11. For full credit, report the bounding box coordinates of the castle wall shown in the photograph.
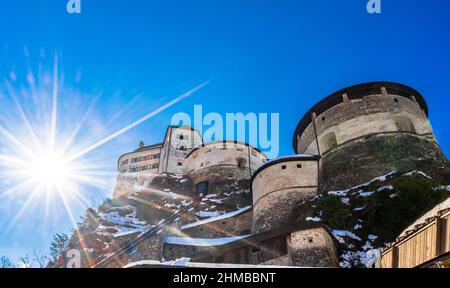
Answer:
[159,126,203,174]
[288,227,338,267]
[296,93,435,155]
[181,209,252,239]
[117,147,161,175]
[97,233,164,268]
[184,142,266,175]
[252,157,319,234]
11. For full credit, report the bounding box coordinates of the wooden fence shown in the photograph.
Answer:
[381,209,450,268]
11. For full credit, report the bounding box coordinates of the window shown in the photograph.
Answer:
[196,182,208,196]
[237,157,247,168]
[297,164,302,169]
[178,162,183,167]
[179,135,184,140]
[393,116,416,133]
[320,132,338,151]
[281,165,286,170]
[178,146,186,151]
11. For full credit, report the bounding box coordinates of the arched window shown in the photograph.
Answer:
[237,157,247,168]
[320,132,338,152]
[393,116,415,133]
[196,181,208,196]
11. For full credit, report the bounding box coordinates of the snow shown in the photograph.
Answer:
[403,170,432,180]
[358,191,374,198]
[163,235,250,247]
[368,234,378,241]
[96,205,150,236]
[123,258,192,268]
[305,216,321,222]
[341,198,350,205]
[113,229,140,238]
[332,230,362,243]
[327,171,396,197]
[353,224,362,230]
[353,207,365,211]
[377,185,394,192]
[182,206,252,230]
[195,211,223,218]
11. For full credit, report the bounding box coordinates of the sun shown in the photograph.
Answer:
[27,152,73,188]
[0,53,210,230]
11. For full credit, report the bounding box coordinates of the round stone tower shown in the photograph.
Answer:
[293,81,448,193]
[251,155,320,234]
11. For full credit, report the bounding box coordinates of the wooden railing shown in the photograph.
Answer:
[381,209,450,268]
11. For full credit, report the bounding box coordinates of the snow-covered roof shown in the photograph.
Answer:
[181,206,252,230]
[163,235,250,247]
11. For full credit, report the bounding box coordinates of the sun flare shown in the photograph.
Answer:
[26,152,72,189]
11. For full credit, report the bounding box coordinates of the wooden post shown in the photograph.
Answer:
[392,245,399,268]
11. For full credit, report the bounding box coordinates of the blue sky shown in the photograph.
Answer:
[0,0,449,263]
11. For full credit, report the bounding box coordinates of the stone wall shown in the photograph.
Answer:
[288,227,338,267]
[181,209,252,239]
[159,126,203,174]
[296,93,434,155]
[184,142,266,175]
[252,158,319,234]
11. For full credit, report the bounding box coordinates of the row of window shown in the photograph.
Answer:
[131,153,160,163]
[129,163,159,173]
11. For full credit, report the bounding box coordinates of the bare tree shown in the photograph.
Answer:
[0,256,15,268]
[18,255,32,268]
[32,248,50,268]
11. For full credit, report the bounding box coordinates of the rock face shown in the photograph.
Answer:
[319,134,450,193]
[306,171,450,268]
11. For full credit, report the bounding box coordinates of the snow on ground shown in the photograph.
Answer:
[96,205,151,237]
[327,171,397,197]
[163,235,250,247]
[332,230,362,243]
[402,170,432,179]
[182,206,252,230]
[195,211,223,218]
[305,216,321,222]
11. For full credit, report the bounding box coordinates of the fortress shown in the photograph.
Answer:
[63,81,449,268]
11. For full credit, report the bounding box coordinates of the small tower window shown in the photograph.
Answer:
[281,165,287,170]
[237,157,247,168]
[179,135,184,140]
[320,132,338,151]
[297,164,302,169]
[393,116,416,133]
[196,182,208,196]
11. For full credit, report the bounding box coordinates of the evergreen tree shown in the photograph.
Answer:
[50,233,70,262]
